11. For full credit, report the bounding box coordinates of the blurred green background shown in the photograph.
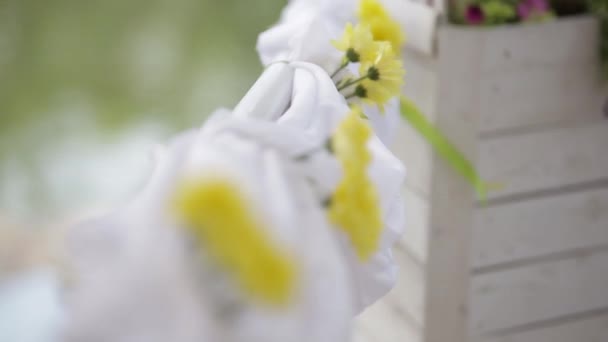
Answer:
[0,0,284,222]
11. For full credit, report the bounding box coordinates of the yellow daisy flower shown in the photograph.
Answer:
[359,43,405,109]
[332,22,381,63]
[328,108,383,261]
[173,177,297,306]
[358,0,405,52]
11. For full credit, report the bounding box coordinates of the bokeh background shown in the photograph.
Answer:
[0,0,284,222]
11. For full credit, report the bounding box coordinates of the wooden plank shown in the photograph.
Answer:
[476,312,608,342]
[419,26,481,342]
[398,187,429,263]
[383,0,438,56]
[479,62,606,133]
[391,110,434,199]
[471,249,608,334]
[389,247,426,326]
[392,51,438,199]
[402,50,438,122]
[355,300,422,342]
[479,121,608,200]
[473,188,608,268]
[479,16,598,73]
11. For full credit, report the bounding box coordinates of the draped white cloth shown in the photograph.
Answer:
[230,62,406,313]
[256,0,402,146]
[65,117,354,341]
[64,60,405,341]
[2,2,409,340]
[0,269,64,342]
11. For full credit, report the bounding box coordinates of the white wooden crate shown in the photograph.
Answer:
[356,13,608,342]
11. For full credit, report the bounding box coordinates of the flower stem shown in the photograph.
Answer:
[331,60,349,79]
[344,92,358,99]
[337,75,369,91]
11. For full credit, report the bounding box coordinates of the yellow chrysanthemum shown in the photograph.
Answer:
[328,108,383,261]
[332,22,381,63]
[358,0,405,52]
[173,177,296,306]
[359,43,405,109]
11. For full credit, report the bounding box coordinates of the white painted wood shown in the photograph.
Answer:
[398,188,429,263]
[390,246,426,325]
[391,115,433,200]
[403,50,438,122]
[471,250,608,334]
[476,312,608,342]
[475,16,604,132]
[473,188,608,268]
[479,16,599,73]
[479,62,606,133]
[386,14,605,342]
[421,26,481,342]
[381,25,481,342]
[391,113,433,199]
[355,300,423,342]
[479,121,608,200]
[383,0,439,56]
[392,50,438,199]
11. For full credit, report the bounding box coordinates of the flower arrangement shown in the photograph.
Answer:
[589,0,608,76]
[452,0,555,25]
[0,0,494,341]
[451,0,608,76]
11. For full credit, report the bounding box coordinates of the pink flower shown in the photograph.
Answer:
[465,5,485,25]
[518,0,550,20]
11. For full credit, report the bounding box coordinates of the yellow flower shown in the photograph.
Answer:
[328,108,383,261]
[332,22,381,63]
[359,43,405,109]
[358,0,405,52]
[173,177,297,306]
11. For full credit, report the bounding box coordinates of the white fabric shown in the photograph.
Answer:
[232,62,406,313]
[256,0,403,146]
[0,269,64,342]
[66,106,354,342]
[257,0,353,69]
[65,61,405,340]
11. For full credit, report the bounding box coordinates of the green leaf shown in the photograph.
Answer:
[399,96,499,201]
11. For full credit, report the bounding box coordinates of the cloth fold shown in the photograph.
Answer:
[256,0,403,146]
[232,61,406,313]
[65,61,405,341]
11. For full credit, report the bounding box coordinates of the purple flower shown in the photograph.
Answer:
[465,5,485,25]
[518,0,550,20]
[517,2,531,18]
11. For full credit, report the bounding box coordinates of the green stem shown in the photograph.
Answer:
[344,92,357,99]
[337,75,369,91]
[399,96,497,201]
[330,60,349,79]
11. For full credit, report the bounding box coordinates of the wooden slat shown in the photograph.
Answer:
[471,16,604,132]
[419,27,481,342]
[477,312,608,342]
[402,50,438,123]
[389,246,426,326]
[471,249,608,334]
[479,62,605,133]
[473,188,608,268]
[355,300,422,342]
[398,188,429,263]
[383,0,438,56]
[479,16,598,73]
[393,52,438,199]
[391,111,434,199]
[479,121,608,200]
